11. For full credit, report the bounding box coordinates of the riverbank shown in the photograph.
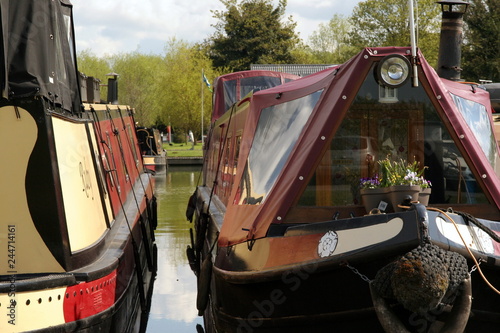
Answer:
[164,142,203,165]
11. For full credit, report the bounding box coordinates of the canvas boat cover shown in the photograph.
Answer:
[212,70,300,122]
[0,0,80,113]
[217,47,499,247]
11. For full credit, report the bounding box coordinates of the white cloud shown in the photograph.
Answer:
[71,0,360,56]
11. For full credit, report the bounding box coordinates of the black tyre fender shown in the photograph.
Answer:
[196,256,213,316]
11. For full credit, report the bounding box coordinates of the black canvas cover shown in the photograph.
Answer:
[0,0,80,113]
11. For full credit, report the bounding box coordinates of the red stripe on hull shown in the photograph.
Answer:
[63,270,117,322]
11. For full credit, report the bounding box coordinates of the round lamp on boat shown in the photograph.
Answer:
[376,55,411,88]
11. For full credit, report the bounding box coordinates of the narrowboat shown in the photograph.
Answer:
[137,127,168,175]
[0,1,157,332]
[187,6,500,333]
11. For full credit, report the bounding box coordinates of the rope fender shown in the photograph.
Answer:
[371,242,471,332]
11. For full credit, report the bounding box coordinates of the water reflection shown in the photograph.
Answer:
[146,167,203,332]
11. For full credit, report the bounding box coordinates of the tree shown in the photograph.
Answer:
[111,52,165,126]
[289,43,322,65]
[308,14,358,64]
[76,49,112,100]
[78,50,165,127]
[462,0,500,82]
[349,0,441,67]
[207,0,299,71]
[157,39,221,143]
[78,41,220,138]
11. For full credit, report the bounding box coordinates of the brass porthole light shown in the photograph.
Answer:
[376,54,412,88]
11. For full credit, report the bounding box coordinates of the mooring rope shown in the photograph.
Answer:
[427,207,500,295]
[455,210,500,243]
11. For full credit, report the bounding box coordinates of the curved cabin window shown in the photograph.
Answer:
[223,76,283,112]
[297,65,488,209]
[236,90,323,205]
[451,93,500,175]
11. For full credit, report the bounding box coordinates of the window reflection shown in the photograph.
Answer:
[236,90,323,205]
[451,93,499,170]
[223,76,284,113]
[298,64,488,208]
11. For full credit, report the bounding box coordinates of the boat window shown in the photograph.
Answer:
[240,76,282,97]
[53,4,69,89]
[207,130,223,192]
[61,14,75,65]
[451,93,500,174]
[222,136,232,198]
[105,132,118,191]
[115,133,130,183]
[236,90,323,205]
[223,76,288,113]
[127,124,139,166]
[234,134,242,174]
[297,64,488,209]
[223,80,237,111]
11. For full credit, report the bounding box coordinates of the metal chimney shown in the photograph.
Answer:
[106,72,119,104]
[436,0,469,81]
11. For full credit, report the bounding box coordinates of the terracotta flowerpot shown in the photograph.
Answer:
[419,187,432,206]
[360,187,391,213]
[389,185,421,211]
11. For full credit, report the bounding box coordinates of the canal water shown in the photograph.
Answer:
[146,166,204,332]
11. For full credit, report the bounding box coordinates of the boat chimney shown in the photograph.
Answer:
[106,72,119,104]
[436,0,469,81]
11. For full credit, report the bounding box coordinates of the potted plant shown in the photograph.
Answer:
[360,157,432,212]
[404,160,432,206]
[417,177,432,206]
[359,175,390,213]
[378,158,431,210]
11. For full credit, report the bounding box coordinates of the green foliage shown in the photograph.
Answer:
[76,49,112,80]
[308,14,358,64]
[288,43,325,64]
[207,0,299,71]
[462,0,500,82]
[76,49,112,99]
[77,40,220,140]
[111,52,165,126]
[156,39,222,142]
[378,157,428,187]
[349,0,441,67]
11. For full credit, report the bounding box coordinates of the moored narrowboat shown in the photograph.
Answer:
[0,1,157,332]
[137,127,168,175]
[187,12,500,333]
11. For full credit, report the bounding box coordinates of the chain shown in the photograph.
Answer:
[469,258,483,274]
[343,262,372,283]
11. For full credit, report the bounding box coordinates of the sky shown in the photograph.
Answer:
[72,0,362,57]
